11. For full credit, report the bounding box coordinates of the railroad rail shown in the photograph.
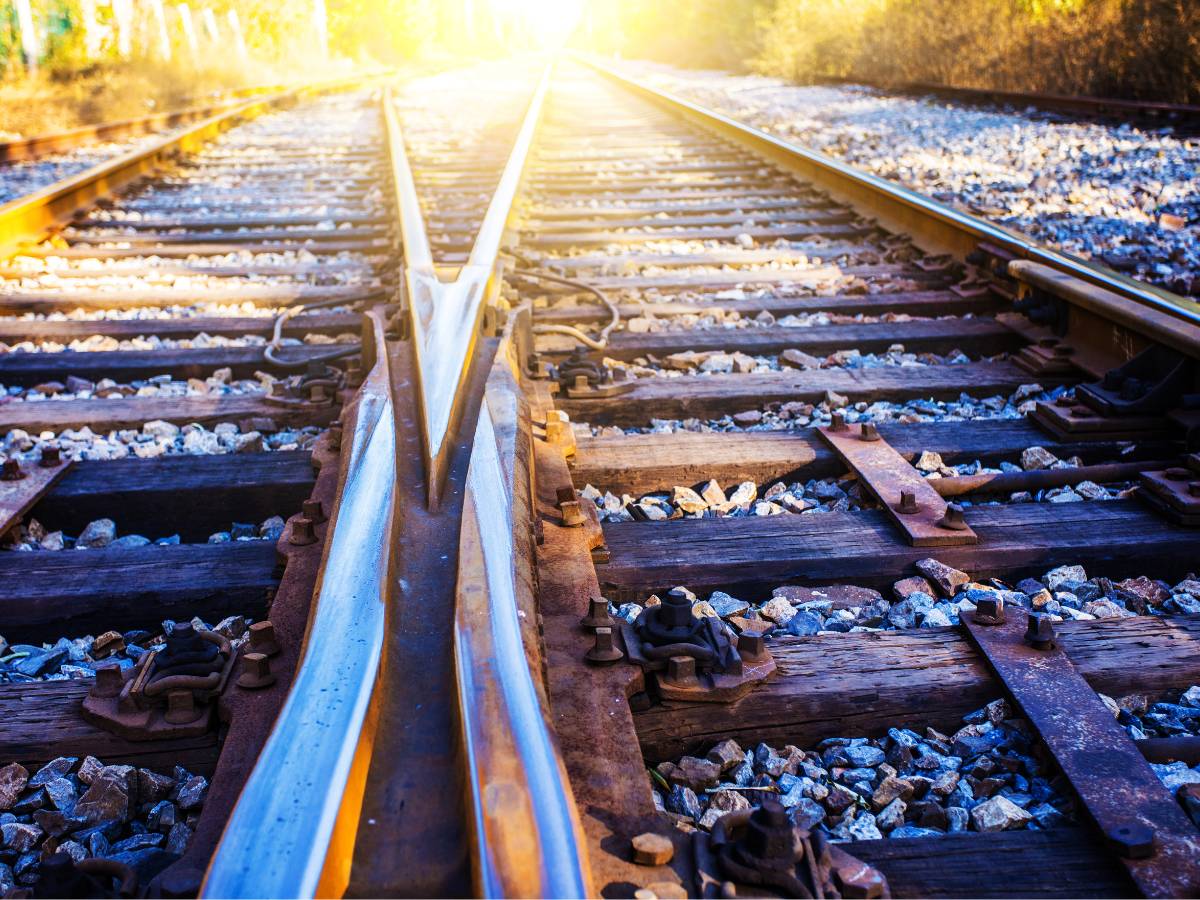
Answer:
[0,80,332,165]
[1,54,1199,900]
[808,74,1200,134]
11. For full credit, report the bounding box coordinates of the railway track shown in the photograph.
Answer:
[0,55,1198,899]
[807,75,1200,135]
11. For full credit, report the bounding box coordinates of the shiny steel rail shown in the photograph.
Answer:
[0,85,291,164]
[396,66,550,505]
[0,74,376,258]
[584,57,1200,341]
[387,60,590,894]
[201,308,395,899]
[206,67,588,897]
[455,337,592,898]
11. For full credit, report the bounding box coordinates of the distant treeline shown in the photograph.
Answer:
[586,0,1200,104]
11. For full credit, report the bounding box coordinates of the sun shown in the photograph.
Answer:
[486,0,587,48]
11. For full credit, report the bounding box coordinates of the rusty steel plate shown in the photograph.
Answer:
[0,460,71,535]
[1031,399,1170,442]
[818,423,977,546]
[963,612,1200,898]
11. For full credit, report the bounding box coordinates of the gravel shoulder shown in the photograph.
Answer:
[619,61,1200,296]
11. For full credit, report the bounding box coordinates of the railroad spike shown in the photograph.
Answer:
[585,626,624,665]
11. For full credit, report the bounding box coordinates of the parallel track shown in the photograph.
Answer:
[1,56,1198,899]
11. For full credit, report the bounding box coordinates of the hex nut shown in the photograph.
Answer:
[631,832,674,866]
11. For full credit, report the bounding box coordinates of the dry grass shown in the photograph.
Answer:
[753,0,1200,104]
[0,57,288,140]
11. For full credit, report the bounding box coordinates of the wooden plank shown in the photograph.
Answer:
[538,318,1018,360]
[13,241,384,259]
[558,361,1056,427]
[61,227,385,245]
[0,343,355,386]
[570,419,1161,495]
[0,284,378,312]
[521,209,853,232]
[536,290,998,324]
[74,213,388,230]
[524,222,869,248]
[32,451,315,539]
[0,681,220,775]
[851,830,1132,898]
[0,393,328,433]
[0,310,361,342]
[1,541,281,643]
[535,290,998,326]
[533,244,877,270]
[560,266,949,294]
[598,500,1196,597]
[633,615,1200,762]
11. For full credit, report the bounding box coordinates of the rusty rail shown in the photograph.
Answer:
[0,73,381,259]
[0,83,297,164]
[807,75,1200,131]
[582,57,1200,336]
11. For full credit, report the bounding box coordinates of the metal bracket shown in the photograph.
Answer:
[82,624,237,741]
[619,589,775,703]
[962,610,1200,898]
[1031,396,1173,442]
[1139,454,1200,525]
[1013,337,1084,377]
[693,800,889,898]
[1077,345,1196,417]
[819,418,978,546]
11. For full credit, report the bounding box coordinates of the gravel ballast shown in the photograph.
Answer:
[622,61,1200,295]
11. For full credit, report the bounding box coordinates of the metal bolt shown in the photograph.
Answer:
[573,374,591,393]
[665,655,697,684]
[328,422,343,451]
[1106,823,1156,859]
[937,502,969,531]
[829,412,847,432]
[93,664,124,699]
[631,832,674,866]
[972,596,1005,625]
[896,490,919,514]
[557,486,585,527]
[308,383,329,403]
[289,516,317,546]
[302,498,326,523]
[860,422,880,442]
[585,626,623,665]
[248,620,281,657]
[38,445,62,468]
[1,459,25,481]
[164,689,202,725]
[237,652,277,689]
[345,359,363,387]
[737,631,765,660]
[1024,611,1056,650]
[1055,395,1075,407]
[580,597,612,631]
[545,410,571,444]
